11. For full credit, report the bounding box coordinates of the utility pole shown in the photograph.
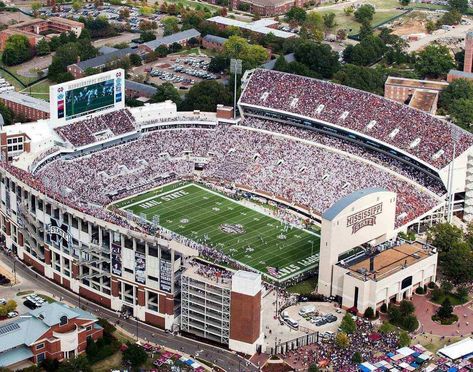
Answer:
[230,59,242,120]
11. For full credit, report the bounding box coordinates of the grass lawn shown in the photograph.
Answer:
[431,293,467,306]
[38,294,55,303]
[21,79,52,101]
[93,352,123,372]
[115,182,320,282]
[0,63,40,86]
[286,276,317,295]
[16,290,33,296]
[166,0,219,12]
[412,333,462,353]
[312,8,405,34]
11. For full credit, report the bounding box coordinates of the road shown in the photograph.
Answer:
[0,252,258,372]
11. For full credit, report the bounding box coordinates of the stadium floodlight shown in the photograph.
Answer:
[230,59,242,120]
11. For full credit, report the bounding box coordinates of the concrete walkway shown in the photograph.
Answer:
[412,293,473,337]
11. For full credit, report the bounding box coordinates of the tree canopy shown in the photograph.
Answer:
[150,82,181,106]
[414,44,455,78]
[223,35,269,69]
[2,34,33,66]
[354,4,375,24]
[182,80,232,112]
[293,40,340,78]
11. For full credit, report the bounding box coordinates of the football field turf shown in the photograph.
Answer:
[115,182,320,282]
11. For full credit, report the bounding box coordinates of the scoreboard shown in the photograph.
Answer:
[50,69,125,123]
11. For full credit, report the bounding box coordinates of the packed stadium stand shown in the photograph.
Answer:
[238,69,473,171]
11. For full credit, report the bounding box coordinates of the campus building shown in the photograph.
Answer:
[317,188,438,314]
[384,77,448,114]
[0,302,102,369]
[0,17,83,51]
[0,91,50,122]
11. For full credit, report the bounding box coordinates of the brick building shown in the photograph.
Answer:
[448,29,473,82]
[0,91,50,121]
[0,17,84,51]
[202,34,228,52]
[138,29,201,54]
[384,76,448,114]
[0,302,103,369]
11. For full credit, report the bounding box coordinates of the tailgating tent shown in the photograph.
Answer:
[359,362,377,371]
[438,337,473,361]
[397,347,416,356]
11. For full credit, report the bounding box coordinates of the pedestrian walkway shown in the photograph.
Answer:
[413,293,473,337]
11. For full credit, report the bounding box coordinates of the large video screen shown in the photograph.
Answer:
[50,69,125,123]
[65,79,115,119]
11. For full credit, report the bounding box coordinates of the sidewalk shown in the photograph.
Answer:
[413,293,473,337]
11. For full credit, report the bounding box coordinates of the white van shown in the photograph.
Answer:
[286,318,299,329]
[298,305,315,316]
[281,310,289,320]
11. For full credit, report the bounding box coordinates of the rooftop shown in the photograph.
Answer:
[341,241,434,281]
[409,90,438,113]
[183,261,234,288]
[143,29,201,50]
[0,91,49,113]
[125,80,157,96]
[386,76,449,91]
[207,16,296,39]
[76,47,135,70]
[29,302,97,327]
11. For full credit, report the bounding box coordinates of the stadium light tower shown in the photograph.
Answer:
[230,59,242,120]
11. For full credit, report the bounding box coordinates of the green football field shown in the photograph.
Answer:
[115,182,320,282]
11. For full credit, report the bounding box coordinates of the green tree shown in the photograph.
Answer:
[208,55,228,73]
[438,297,453,319]
[57,355,91,372]
[440,242,473,284]
[335,332,350,348]
[72,0,83,11]
[129,53,142,66]
[354,4,375,24]
[323,13,337,31]
[293,40,340,78]
[182,80,232,112]
[449,0,468,13]
[438,10,463,26]
[399,331,411,347]
[155,45,169,57]
[150,82,181,106]
[439,78,473,111]
[140,30,156,42]
[31,1,41,16]
[426,20,437,33]
[285,6,307,25]
[308,365,320,372]
[123,343,147,368]
[2,34,33,66]
[162,16,179,36]
[352,351,363,363]
[343,35,386,66]
[399,300,415,316]
[0,102,13,125]
[414,44,455,78]
[427,223,463,254]
[343,5,354,16]
[340,313,356,334]
[223,35,269,69]
[400,0,410,5]
[363,306,375,319]
[36,38,50,56]
[301,12,324,41]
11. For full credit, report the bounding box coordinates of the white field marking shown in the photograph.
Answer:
[122,183,192,209]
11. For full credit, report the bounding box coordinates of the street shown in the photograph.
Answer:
[0,252,258,372]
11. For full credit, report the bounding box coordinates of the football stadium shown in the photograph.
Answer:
[0,67,468,352]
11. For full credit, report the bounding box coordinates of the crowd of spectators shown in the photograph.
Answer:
[37,124,441,228]
[283,318,400,371]
[240,119,446,196]
[240,69,473,170]
[189,260,233,282]
[55,109,137,147]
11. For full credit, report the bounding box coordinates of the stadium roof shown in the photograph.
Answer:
[322,188,387,221]
[143,29,201,50]
[0,91,49,113]
[207,17,296,39]
[125,80,157,96]
[76,47,135,70]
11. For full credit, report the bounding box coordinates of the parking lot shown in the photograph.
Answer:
[134,54,225,90]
